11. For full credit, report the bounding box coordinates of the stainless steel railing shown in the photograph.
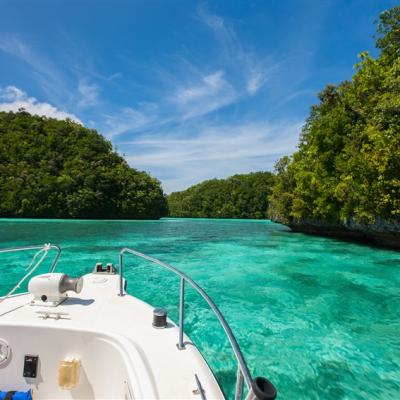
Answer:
[0,244,62,301]
[0,244,275,399]
[0,244,61,272]
[119,247,253,399]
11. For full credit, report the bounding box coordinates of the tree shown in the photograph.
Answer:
[268,6,400,229]
[0,111,168,219]
[168,172,274,219]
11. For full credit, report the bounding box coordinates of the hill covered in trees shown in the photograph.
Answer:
[168,172,274,219]
[268,7,400,247]
[0,111,167,219]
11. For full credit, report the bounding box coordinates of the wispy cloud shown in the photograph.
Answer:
[0,36,30,61]
[0,36,105,113]
[171,69,237,119]
[122,119,302,192]
[77,79,100,108]
[0,36,72,105]
[197,6,235,44]
[0,86,82,123]
[197,7,274,96]
[100,67,238,138]
[246,70,266,95]
[95,8,304,191]
[103,103,158,137]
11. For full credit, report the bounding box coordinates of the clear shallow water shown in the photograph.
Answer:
[0,218,399,399]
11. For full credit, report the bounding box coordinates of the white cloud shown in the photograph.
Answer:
[0,36,30,62]
[246,69,267,95]
[243,55,283,95]
[122,120,302,192]
[104,105,157,137]
[107,72,122,81]
[78,79,100,107]
[197,6,236,47]
[0,36,71,104]
[0,86,82,123]
[197,8,276,97]
[102,70,237,139]
[172,70,237,119]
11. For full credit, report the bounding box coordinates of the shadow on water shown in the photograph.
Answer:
[373,258,400,266]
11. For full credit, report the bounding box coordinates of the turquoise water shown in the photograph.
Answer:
[0,218,399,399]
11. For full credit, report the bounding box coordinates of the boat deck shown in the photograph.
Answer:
[0,273,224,399]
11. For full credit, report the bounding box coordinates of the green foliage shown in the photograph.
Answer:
[269,6,400,226]
[168,172,274,219]
[375,6,400,60]
[0,111,168,219]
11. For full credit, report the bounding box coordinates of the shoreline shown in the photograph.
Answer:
[288,221,400,250]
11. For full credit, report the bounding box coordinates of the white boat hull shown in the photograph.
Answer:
[0,273,224,399]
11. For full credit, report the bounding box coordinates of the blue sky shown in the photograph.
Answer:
[0,0,397,193]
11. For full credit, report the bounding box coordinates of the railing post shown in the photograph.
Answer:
[178,277,185,349]
[49,245,61,272]
[119,252,124,296]
[235,367,244,400]
[115,247,273,395]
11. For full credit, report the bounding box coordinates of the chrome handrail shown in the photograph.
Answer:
[0,244,61,273]
[0,244,275,399]
[119,247,252,398]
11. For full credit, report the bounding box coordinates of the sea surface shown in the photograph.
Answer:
[0,218,399,399]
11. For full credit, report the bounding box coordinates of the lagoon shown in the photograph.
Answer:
[0,218,399,399]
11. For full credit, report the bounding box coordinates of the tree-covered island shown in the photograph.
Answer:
[168,172,274,219]
[269,7,400,248]
[0,111,168,219]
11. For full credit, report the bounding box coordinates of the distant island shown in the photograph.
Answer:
[0,111,168,219]
[168,172,274,219]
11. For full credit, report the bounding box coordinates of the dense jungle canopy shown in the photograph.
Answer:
[168,172,274,219]
[0,111,167,219]
[268,7,400,231]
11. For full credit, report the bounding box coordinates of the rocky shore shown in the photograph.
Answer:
[288,219,400,250]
